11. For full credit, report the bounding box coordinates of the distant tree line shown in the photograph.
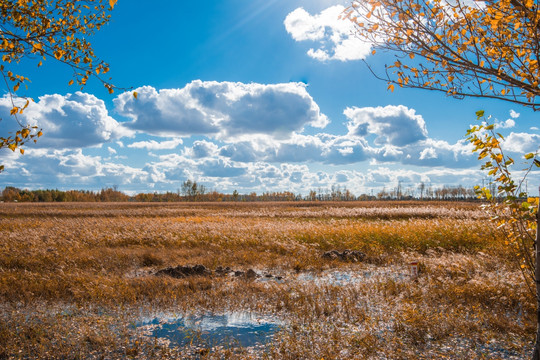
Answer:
[1,186,129,202]
[0,181,485,203]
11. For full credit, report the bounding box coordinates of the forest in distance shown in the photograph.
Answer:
[1,181,487,203]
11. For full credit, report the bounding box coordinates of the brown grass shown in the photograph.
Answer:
[0,201,533,359]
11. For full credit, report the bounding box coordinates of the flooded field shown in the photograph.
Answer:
[0,201,533,359]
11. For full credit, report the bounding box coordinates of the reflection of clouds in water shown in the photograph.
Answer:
[137,311,282,348]
[184,312,280,331]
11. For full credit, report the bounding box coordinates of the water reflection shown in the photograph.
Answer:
[138,312,281,348]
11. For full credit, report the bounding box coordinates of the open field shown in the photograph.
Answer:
[0,201,534,359]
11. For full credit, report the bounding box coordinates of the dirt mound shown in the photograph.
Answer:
[156,265,284,280]
[155,264,211,278]
[322,249,366,262]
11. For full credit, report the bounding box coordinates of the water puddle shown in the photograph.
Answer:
[137,311,281,349]
[295,266,411,285]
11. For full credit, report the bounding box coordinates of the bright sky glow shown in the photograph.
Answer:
[0,0,538,195]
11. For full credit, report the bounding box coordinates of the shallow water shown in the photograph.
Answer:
[137,311,281,348]
[295,267,411,285]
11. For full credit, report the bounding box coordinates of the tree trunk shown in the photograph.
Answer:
[533,187,540,360]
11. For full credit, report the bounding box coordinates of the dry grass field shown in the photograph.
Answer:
[0,201,534,359]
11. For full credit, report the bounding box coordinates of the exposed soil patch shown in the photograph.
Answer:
[156,265,283,280]
[156,264,211,278]
[322,249,366,262]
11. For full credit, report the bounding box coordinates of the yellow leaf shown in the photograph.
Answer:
[109,0,118,8]
[68,79,74,86]
[387,84,395,92]
[409,53,415,59]
[133,91,138,99]
[37,131,43,137]
[20,148,24,154]
[10,107,18,115]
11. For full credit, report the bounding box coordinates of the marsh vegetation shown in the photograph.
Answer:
[0,201,533,359]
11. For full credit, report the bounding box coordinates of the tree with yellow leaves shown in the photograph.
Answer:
[0,0,119,171]
[344,0,540,107]
[344,0,540,357]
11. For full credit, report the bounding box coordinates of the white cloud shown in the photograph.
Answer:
[128,138,183,150]
[284,6,373,61]
[6,89,530,195]
[219,142,261,162]
[419,147,437,160]
[502,132,540,153]
[0,148,148,189]
[344,105,428,146]
[509,109,520,119]
[0,92,126,148]
[115,81,328,140]
[496,119,515,129]
[185,140,220,159]
[198,159,247,178]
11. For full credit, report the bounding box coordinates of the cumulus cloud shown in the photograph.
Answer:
[509,109,520,119]
[219,142,260,163]
[344,105,428,146]
[186,140,219,159]
[212,119,472,168]
[502,132,540,153]
[4,89,519,195]
[128,138,183,150]
[198,159,247,178]
[115,81,328,140]
[0,92,126,148]
[419,147,437,160]
[284,6,373,61]
[401,138,475,168]
[215,133,369,165]
[496,119,515,129]
[0,148,148,190]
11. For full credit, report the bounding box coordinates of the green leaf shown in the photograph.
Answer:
[476,110,485,119]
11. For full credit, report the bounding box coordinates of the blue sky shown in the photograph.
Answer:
[1,0,539,195]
